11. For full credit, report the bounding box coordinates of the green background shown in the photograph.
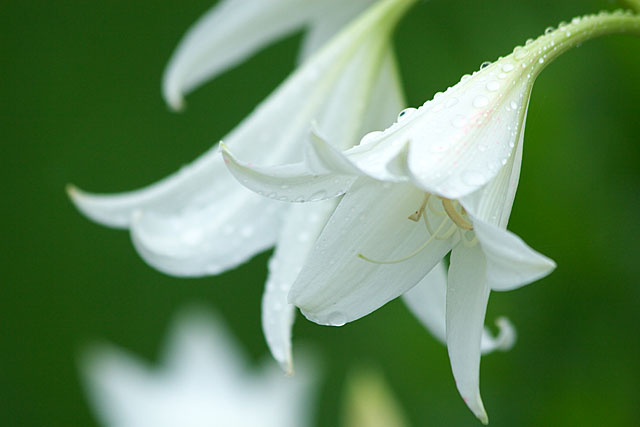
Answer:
[2,0,640,425]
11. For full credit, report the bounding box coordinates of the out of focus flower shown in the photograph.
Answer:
[81,308,315,427]
[342,368,410,427]
[69,0,415,372]
[223,12,640,422]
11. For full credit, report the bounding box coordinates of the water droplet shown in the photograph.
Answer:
[460,74,471,83]
[328,312,347,327]
[545,26,555,35]
[473,96,489,108]
[309,190,327,201]
[538,57,545,64]
[514,47,528,60]
[498,73,507,79]
[361,131,382,145]
[571,17,580,25]
[452,114,466,128]
[525,38,534,46]
[509,101,518,110]
[486,81,500,92]
[502,63,514,73]
[445,97,459,108]
[397,108,416,121]
[478,143,489,152]
[480,61,491,70]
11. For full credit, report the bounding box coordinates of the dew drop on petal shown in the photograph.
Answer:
[480,61,491,70]
[486,81,500,92]
[309,190,327,201]
[452,114,466,128]
[473,96,489,108]
[510,101,518,110]
[502,63,514,73]
[361,131,382,146]
[445,97,459,108]
[397,108,417,121]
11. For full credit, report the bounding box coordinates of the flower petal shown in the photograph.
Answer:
[222,144,355,203]
[459,106,528,228]
[129,187,285,276]
[290,179,454,326]
[403,262,516,353]
[298,0,376,61]
[446,244,490,424]
[471,217,556,292]
[262,199,339,373]
[163,0,324,110]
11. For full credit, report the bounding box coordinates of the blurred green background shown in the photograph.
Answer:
[2,0,640,425]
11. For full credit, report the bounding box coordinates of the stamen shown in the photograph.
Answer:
[408,194,430,222]
[441,199,473,230]
[438,222,459,240]
[358,216,449,265]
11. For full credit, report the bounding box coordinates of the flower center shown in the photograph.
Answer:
[358,193,477,265]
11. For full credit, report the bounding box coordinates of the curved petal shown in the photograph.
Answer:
[402,263,516,353]
[459,105,528,228]
[290,179,454,326]
[298,0,376,61]
[222,144,356,203]
[71,1,403,277]
[446,244,490,424]
[262,199,339,373]
[129,187,285,277]
[163,0,322,110]
[471,217,556,292]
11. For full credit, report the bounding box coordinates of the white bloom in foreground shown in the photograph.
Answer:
[69,0,416,373]
[82,308,315,427]
[223,12,640,422]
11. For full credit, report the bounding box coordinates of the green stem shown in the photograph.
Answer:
[525,11,640,78]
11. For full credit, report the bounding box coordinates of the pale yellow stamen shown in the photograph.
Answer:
[441,199,474,230]
[408,194,430,222]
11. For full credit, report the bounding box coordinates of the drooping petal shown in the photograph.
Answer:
[222,145,356,203]
[470,217,556,292]
[262,46,407,371]
[459,105,528,228]
[262,199,339,373]
[129,189,286,276]
[402,262,516,353]
[163,0,323,110]
[290,179,454,326]
[71,0,405,277]
[298,0,376,61]
[446,244,490,424]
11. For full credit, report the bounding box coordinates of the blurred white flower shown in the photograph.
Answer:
[81,308,315,427]
[69,0,416,373]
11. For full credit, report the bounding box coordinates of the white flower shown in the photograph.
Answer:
[223,14,640,423]
[69,0,416,373]
[81,308,315,427]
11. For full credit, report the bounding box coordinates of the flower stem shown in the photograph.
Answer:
[512,11,640,79]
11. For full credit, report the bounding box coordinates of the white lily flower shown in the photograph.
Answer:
[69,0,416,373]
[81,308,315,427]
[224,12,640,422]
